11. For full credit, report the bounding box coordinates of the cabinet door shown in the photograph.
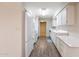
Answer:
[61,8,67,25]
[56,37,60,51]
[66,4,75,25]
[25,13,34,57]
[56,15,59,26]
[52,19,57,26]
[57,13,62,26]
[56,38,66,56]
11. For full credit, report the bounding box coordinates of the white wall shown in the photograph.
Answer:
[0,3,24,57]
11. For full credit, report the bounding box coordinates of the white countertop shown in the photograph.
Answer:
[52,30,68,33]
[51,29,69,35]
[58,36,79,47]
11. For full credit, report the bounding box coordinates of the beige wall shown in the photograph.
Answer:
[0,3,24,57]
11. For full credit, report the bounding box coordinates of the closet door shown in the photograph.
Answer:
[25,13,34,57]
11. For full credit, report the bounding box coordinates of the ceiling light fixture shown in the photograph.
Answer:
[39,8,49,16]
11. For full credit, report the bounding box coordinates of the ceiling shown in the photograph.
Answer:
[24,2,67,18]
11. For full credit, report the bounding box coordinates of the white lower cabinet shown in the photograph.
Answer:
[50,31,56,45]
[55,37,79,57]
[56,38,66,56]
[50,30,79,57]
[55,37,60,52]
[55,37,68,56]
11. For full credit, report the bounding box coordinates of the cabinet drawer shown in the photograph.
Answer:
[60,40,64,49]
[58,39,65,56]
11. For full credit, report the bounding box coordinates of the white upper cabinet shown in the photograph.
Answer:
[52,17,57,26]
[66,3,76,25]
[54,3,76,26]
[61,8,67,25]
[57,12,62,26]
[52,19,57,26]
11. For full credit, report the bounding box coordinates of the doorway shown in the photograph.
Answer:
[40,22,46,37]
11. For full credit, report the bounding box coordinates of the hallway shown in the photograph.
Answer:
[30,37,61,57]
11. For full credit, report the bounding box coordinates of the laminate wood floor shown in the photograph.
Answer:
[30,37,61,57]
